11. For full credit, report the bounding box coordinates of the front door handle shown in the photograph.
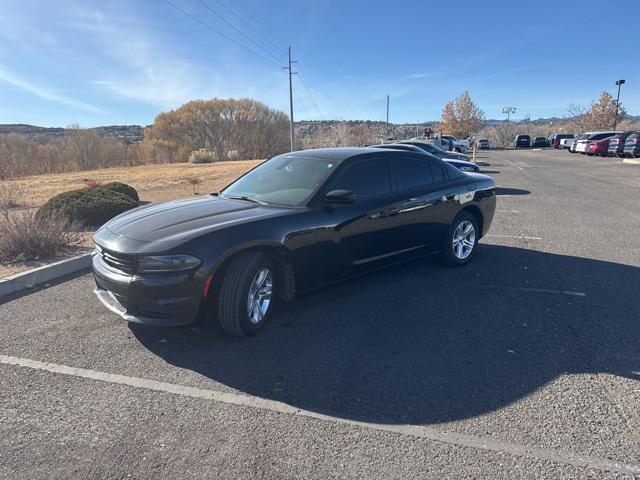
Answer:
[445,193,456,201]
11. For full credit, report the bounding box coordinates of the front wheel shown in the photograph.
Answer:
[440,212,479,267]
[218,252,275,336]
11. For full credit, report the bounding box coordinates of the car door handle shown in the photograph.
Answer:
[369,208,399,219]
[445,193,456,201]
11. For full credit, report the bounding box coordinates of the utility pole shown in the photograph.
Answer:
[385,95,390,139]
[614,79,625,131]
[286,46,296,151]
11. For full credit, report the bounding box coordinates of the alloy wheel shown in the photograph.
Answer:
[247,267,273,325]
[452,220,476,260]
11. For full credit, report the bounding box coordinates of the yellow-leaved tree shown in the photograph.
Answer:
[440,91,485,138]
[585,92,625,131]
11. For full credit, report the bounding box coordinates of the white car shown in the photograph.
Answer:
[574,131,619,154]
[559,138,574,149]
[441,135,470,153]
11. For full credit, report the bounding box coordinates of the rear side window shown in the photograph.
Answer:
[330,158,391,198]
[590,133,613,140]
[431,164,446,182]
[395,158,434,190]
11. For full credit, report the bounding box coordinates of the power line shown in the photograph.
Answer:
[163,0,283,69]
[296,61,323,118]
[292,85,311,120]
[195,0,285,65]
[209,0,288,57]
[231,0,289,51]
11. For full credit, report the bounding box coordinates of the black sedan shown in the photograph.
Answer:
[371,143,480,172]
[93,148,496,336]
[398,140,470,161]
[531,137,550,148]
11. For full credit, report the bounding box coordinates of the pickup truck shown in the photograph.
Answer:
[440,135,470,153]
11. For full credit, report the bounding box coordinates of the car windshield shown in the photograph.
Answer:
[220,155,338,207]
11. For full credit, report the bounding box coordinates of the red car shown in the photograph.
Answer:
[587,138,612,156]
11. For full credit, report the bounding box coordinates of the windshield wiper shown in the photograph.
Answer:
[225,195,267,205]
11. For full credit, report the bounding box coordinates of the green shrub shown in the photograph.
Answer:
[37,187,139,227]
[189,148,219,164]
[99,182,139,201]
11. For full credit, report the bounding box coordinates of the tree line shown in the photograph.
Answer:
[0,99,289,179]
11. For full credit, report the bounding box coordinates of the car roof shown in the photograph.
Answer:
[370,143,425,153]
[277,147,379,163]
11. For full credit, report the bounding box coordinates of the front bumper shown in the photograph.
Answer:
[92,253,203,327]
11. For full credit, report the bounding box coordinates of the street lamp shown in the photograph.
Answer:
[502,106,517,143]
[614,79,625,131]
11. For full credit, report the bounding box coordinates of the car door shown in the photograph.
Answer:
[392,156,461,253]
[314,157,403,281]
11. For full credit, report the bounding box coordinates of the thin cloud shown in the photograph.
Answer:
[0,66,104,113]
[404,72,445,80]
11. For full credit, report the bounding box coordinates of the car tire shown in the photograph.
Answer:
[218,251,275,337]
[440,211,479,267]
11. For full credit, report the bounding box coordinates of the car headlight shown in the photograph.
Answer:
[460,166,475,172]
[137,254,202,273]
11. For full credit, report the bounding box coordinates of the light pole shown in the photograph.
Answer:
[502,106,517,144]
[614,79,625,131]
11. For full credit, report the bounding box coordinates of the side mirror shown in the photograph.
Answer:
[323,189,355,204]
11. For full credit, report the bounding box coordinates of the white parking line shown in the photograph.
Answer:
[1,354,633,475]
[487,234,542,240]
[496,210,520,213]
[505,159,524,171]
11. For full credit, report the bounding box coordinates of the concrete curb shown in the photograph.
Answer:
[0,253,92,298]
[622,158,640,165]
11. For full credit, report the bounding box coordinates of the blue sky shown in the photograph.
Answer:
[0,0,637,127]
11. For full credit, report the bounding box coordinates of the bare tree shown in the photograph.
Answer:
[567,103,588,133]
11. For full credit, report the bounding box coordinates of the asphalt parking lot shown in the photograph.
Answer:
[1,149,639,479]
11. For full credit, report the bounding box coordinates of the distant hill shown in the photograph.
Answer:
[0,124,145,144]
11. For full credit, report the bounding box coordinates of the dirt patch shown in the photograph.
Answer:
[3,160,262,208]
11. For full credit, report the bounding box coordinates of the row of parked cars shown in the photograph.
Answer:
[513,131,640,157]
[564,131,640,157]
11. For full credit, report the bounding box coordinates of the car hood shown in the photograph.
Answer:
[98,195,284,245]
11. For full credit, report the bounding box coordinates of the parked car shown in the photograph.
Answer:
[531,137,550,148]
[586,138,612,156]
[477,138,490,149]
[372,143,480,172]
[548,134,574,149]
[558,137,575,149]
[569,134,587,153]
[575,132,618,154]
[92,147,496,336]
[514,135,531,148]
[607,132,636,157]
[400,140,471,161]
[441,135,470,153]
[623,133,640,157]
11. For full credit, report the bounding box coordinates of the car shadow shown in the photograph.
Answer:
[495,187,530,195]
[131,245,639,425]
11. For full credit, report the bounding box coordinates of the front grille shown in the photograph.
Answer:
[100,248,137,275]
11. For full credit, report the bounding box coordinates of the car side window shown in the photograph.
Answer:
[431,164,446,183]
[330,158,391,199]
[395,158,434,190]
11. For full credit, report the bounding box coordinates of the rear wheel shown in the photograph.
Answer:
[218,252,275,336]
[440,212,479,267]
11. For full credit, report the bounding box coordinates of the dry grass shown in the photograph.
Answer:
[0,182,25,209]
[0,160,261,279]
[4,160,262,209]
[0,210,82,262]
